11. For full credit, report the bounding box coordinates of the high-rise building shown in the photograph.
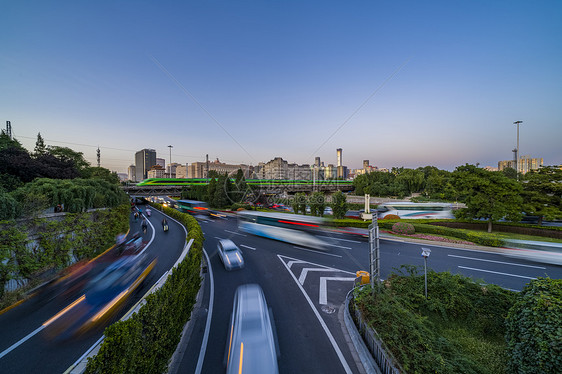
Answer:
[156,158,165,169]
[315,157,321,167]
[498,155,543,174]
[337,148,342,167]
[135,149,157,181]
[128,165,136,181]
[175,164,188,178]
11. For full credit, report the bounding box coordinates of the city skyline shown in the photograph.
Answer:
[2,1,561,173]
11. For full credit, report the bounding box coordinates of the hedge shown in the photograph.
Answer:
[505,278,562,373]
[85,204,204,374]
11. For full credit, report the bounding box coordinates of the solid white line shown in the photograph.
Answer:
[195,248,214,374]
[239,244,256,251]
[322,243,352,250]
[317,235,361,244]
[0,325,45,359]
[225,229,246,236]
[292,246,342,258]
[278,255,353,374]
[458,266,537,280]
[319,277,356,305]
[448,254,546,269]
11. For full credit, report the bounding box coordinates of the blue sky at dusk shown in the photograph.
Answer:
[1,1,561,173]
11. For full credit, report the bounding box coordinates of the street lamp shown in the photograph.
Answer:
[421,247,431,298]
[513,121,522,175]
[168,145,173,177]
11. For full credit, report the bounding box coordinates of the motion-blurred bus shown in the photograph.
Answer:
[238,211,328,249]
[376,202,454,219]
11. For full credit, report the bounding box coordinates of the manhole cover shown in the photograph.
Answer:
[321,305,336,314]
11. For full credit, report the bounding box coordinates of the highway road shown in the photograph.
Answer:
[0,208,186,374]
[173,216,562,373]
[2,209,560,373]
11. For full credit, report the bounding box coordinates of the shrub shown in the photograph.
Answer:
[505,277,562,373]
[383,214,400,220]
[392,222,415,235]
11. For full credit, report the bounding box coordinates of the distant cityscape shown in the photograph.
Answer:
[125,147,546,183]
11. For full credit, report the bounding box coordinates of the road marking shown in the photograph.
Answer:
[319,277,356,305]
[278,255,353,374]
[239,244,256,251]
[317,235,361,244]
[292,246,342,258]
[225,229,246,236]
[299,268,334,285]
[195,248,215,374]
[322,243,352,250]
[448,254,546,269]
[287,260,307,269]
[458,266,537,280]
[0,325,45,359]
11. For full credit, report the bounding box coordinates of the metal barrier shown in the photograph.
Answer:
[349,291,402,374]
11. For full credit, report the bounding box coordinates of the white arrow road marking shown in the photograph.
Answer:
[319,277,356,305]
[287,260,306,269]
[299,268,332,285]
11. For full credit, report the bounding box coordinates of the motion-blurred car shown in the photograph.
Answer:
[225,284,279,374]
[43,253,156,340]
[217,239,245,271]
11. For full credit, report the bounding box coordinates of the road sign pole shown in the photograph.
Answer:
[368,211,380,291]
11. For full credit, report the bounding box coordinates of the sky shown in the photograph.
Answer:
[1,0,561,173]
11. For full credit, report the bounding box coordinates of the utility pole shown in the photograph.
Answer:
[513,121,522,177]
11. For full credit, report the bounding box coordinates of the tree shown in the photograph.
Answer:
[0,191,19,220]
[501,167,518,180]
[82,166,120,185]
[34,132,47,157]
[0,130,24,151]
[451,164,523,232]
[48,146,90,171]
[521,166,562,224]
[331,191,348,219]
[292,192,307,214]
[309,191,326,217]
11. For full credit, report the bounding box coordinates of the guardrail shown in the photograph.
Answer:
[64,238,194,374]
[347,289,402,374]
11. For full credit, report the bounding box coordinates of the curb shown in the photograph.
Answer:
[343,289,380,374]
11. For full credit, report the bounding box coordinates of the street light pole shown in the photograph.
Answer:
[513,121,522,176]
[168,145,173,177]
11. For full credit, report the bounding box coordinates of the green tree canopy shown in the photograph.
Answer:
[521,166,562,224]
[331,191,348,219]
[33,132,47,157]
[48,146,90,171]
[451,164,523,232]
[82,166,120,185]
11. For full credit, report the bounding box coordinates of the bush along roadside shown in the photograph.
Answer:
[505,277,561,374]
[354,267,516,374]
[85,205,204,374]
